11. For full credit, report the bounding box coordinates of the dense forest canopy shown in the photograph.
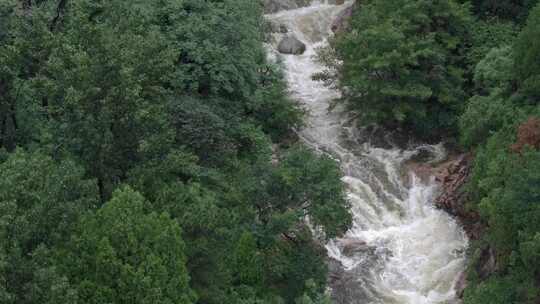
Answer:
[3,0,540,303]
[0,0,352,303]
[322,0,540,302]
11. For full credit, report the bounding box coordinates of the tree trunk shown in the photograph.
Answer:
[50,0,68,31]
[0,116,6,149]
[10,104,17,131]
[282,232,299,245]
[97,176,106,204]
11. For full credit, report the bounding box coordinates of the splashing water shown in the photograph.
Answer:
[266,1,468,303]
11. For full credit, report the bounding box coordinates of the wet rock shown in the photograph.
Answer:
[267,20,289,33]
[340,238,369,257]
[331,1,357,33]
[477,246,498,280]
[327,249,387,304]
[404,145,448,183]
[432,153,498,299]
[407,163,434,183]
[434,153,481,240]
[278,35,307,55]
[327,257,345,285]
[350,124,413,150]
[328,0,346,4]
[271,144,280,165]
[409,147,436,164]
[451,244,498,300]
[406,152,485,240]
[263,0,312,14]
[434,154,480,229]
[511,116,540,153]
[455,271,468,299]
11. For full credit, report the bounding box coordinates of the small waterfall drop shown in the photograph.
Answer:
[265,1,468,303]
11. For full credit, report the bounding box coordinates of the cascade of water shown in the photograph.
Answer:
[265,2,468,303]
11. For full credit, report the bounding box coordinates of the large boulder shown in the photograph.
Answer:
[278,35,307,55]
[263,0,312,14]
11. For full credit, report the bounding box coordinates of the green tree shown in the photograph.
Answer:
[0,1,55,150]
[464,147,540,303]
[320,0,472,137]
[37,0,176,201]
[266,147,351,239]
[0,149,98,303]
[55,186,195,304]
[468,21,518,72]
[240,147,351,302]
[466,0,538,21]
[459,46,517,147]
[514,2,540,100]
[0,1,344,304]
[233,232,262,286]
[463,276,520,304]
[295,280,332,304]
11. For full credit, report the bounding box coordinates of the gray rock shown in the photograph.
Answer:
[267,20,289,33]
[340,238,370,257]
[327,245,389,304]
[277,35,306,55]
[455,271,467,299]
[331,2,357,33]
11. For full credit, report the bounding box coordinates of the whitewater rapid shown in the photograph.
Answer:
[266,1,468,303]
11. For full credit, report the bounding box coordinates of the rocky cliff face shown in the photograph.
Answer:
[407,152,483,240]
[432,153,502,299]
[331,1,357,33]
[433,153,484,240]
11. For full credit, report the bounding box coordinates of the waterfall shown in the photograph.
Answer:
[265,1,469,303]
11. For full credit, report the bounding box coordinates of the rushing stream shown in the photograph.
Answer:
[266,1,469,303]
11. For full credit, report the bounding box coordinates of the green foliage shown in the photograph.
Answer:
[474,46,515,91]
[251,66,303,140]
[268,147,352,239]
[295,280,332,304]
[0,1,54,151]
[478,149,540,255]
[514,2,540,100]
[459,91,515,147]
[234,232,263,286]
[37,0,176,200]
[165,0,265,99]
[0,0,350,303]
[463,276,520,304]
[467,19,518,67]
[464,147,540,303]
[127,145,351,304]
[55,186,196,304]
[459,2,540,302]
[459,46,517,147]
[322,0,472,137]
[0,150,98,303]
[466,0,538,21]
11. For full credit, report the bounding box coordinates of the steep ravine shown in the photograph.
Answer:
[265,1,469,303]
